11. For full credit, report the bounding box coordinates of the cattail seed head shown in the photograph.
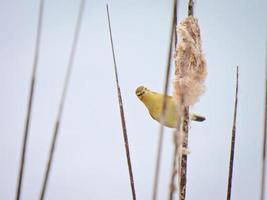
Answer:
[173,16,207,106]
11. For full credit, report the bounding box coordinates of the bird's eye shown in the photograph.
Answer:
[137,91,145,97]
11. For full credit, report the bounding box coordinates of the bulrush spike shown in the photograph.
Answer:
[16,0,44,199]
[226,66,239,200]
[173,1,207,200]
[39,1,85,199]
[106,4,136,200]
[152,0,178,199]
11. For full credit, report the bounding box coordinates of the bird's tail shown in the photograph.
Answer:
[190,114,206,122]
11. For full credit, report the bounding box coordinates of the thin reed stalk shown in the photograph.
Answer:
[16,0,44,199]
[260,34,267,200]
[168,3,179,200]
[39,1,85,199]
[106,4,136,200]
[226,66,239,200]
[152,1,178,200]
[168,132,179,200]
[188,0,194,17]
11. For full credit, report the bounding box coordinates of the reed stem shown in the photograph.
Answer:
[168,2,179,199]
[260,34,267,200]
[226,66,239,200]
[152,0,178,199]
[106,4,136,200]
[178,1,194,199]
[39,1,85,199]
[16,0,44,199]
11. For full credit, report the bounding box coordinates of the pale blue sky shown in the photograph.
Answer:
[0,0,267,199]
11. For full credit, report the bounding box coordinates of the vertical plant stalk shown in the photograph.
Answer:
[226,66,239,200]
[260,35,267,200]
[168,3,179,200]
[188,0,194,16]
[178,1,193,199]
[168,131,179,200]
[179,106,189,200]
[16,0,44,199]
[152,0,178,199]
[106,4,136,200]
[174,0,207,199]
[39,0,85,199]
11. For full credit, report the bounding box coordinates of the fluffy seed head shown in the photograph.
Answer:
[173,16,207,106]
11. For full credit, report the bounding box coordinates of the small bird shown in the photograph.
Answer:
[135,86,205,128]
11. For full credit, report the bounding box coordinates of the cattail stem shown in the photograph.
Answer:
[15,0,44,199]
[106,4,137,200]
[39,1,85,199]
[188,0,194,16]
[168,2,179,199]
[179,106,189,200]
[177,1,196,200]
[152,0,178,199]
[226,66,239,200]
[260,35,267,200]
[169,132,179,200]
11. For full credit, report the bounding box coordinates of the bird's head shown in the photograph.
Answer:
[135,86,149,100]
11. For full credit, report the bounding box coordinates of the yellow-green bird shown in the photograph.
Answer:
[135,86,205,128]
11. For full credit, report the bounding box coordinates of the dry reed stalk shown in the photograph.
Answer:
[173,0,207,199]
[226,66,239,200]
[168,132,179,200]
[177,107,189,200]
[16,0,44,199]
[260,35,267,200]
[106,4,136,200]
[39,1,85,199]
[167,3,179,200]
[152,0,178,199]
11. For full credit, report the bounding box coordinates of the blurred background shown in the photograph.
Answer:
[0,0,267,199]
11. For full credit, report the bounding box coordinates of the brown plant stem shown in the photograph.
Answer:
[16,0,44,199]
[178,1,194,200]
[188,0,194,16]
[168,3,179,200]
[169,132,179,200]
[179,106,189,200]
[39,0,85,199]
[260,36,267,200]
[226,66,239,200]
[106,4,136,200]
[152,0,178,199]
